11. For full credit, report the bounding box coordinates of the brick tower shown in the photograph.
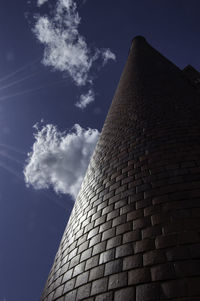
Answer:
[41,36,200,301]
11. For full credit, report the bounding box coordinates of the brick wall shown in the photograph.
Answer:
[41,36,200,301]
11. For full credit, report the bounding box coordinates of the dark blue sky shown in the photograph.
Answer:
[0,1,200,300]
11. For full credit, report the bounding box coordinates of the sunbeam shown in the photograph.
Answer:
[0,78,66,102]
[0,150,23,165]
[0,143,26,155]
[0,71,39,92]
[0,161,23,181]
[0,58,40,83]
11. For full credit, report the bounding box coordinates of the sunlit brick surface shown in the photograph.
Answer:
[41,36,200,301]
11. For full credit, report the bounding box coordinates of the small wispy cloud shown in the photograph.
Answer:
[33,0,116,106]
[102,49,116,65]
[24,123,99,200]
[75,89,94,109]
[37,0,48,7]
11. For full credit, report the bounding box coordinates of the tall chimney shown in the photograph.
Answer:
[41,36,200,301]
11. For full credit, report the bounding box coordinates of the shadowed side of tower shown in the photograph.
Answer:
[41,37,200,301]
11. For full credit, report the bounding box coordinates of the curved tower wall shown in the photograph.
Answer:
[41,37,200,301]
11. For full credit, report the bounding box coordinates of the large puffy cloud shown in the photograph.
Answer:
[33,0,116,89]
[24,123,99,200]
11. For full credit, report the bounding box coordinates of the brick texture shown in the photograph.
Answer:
[41,36,200,301]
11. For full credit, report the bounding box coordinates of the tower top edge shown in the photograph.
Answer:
[132,35,146,42]
[129,35,148,53]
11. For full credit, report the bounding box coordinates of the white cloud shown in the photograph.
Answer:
[33,0,116,87]
[75,89,94,109]
[24,123,99,200]
[37,0,48,7]
[102,49,116,65]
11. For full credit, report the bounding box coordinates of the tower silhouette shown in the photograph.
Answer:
[41,36,200,301]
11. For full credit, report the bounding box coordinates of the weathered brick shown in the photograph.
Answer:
[128,267,151,285]
[151,263,176,281]
[116,222,133,235]
[151,213,170,225]
[68,248,78,261]
[99,249,115,264]
[136,183,151,193]
[102,228,115,241]
[115,184,127,195]
[115,199,128,210]
[155,234,177,249]
[99,221,112,233]
[190,243,200,258]
[76,283,91,300]
[143,249,166,266]
[78,240,89,253]
[108,194,121,205]
[53,285,64,299]
[69,254,81,268]
[55,297,64,301]
[97,200,108,211]
[178,231,199,245]
[63,278,75,294]
[75,228,84,240]
[84,221,95,234]
[91,210,101,222]
[85,255,99,270]
[123,230,141,243]
[92,241,107,256]
[166,246,190,261]
[60,263,69,276]
[95,292,113,301]
[73,262,85,277]
[135,239,155,253]
[116,243,133,258]
[104,259,123,276]
[80,248,92,262]
[62,269,73,283]
[120,203,135,215]
[102,204,114,215]
[91,277,108,295]
[188,277,200,296]
[107,209,120,221]
[136,198,152,209]
[87,227,99,239]
[89,265,104,281]
[108,271,127,289]
[75,271,89,287]
[123,254,142,270]
[136,283,160,301]
[128,193,143,203]
[127,209,143,221]
[161,279,188,299]
[142,225,162,239]
[174,260,200,277]
[144,204,161,216]
[112,214,126,227]
[94,215,107,227]
[114,287,135,301]
[64,289,77,301]
[77,233,87,246]
[106,235,122,250]
[89,234,102,248]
